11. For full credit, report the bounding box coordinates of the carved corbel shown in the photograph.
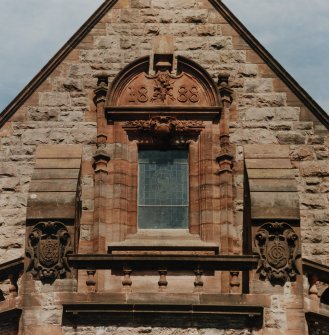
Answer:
[26,221,72,283]
[254,222,301,285]
[218,73,233,106]
[93,141,111,174]
[94,74,109,105]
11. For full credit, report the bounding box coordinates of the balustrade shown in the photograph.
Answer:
[67,254,258,293]
[303,258,329,304]
[0,257,24,301]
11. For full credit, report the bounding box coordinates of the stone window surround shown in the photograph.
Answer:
[97,54,223,248]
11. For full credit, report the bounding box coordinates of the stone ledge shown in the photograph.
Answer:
[62,293,265,329]
[58,292,270,307]
[108,229,219,255]
[0,298,22,320]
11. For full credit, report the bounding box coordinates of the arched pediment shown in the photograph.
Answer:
[105,56,222,121]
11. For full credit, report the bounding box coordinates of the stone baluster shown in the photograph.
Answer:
[194,268,204,291]
[86,270,97,293]
[122,268,132,291]
[8,274,18,298]
[308,274,319,301]
[230,271,240,294]
[158,269,168,291]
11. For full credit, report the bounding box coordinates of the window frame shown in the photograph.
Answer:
[137,148,189,230]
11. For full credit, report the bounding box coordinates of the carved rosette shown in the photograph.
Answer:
[123,116,204,145]
[254,222,301,285]
[26,221,72,283]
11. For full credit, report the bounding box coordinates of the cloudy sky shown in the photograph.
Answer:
[0,0,328,113]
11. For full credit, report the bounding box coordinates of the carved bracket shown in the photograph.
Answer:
[26,221,72,283]
[254,222,301,286]
[123,116,204,145]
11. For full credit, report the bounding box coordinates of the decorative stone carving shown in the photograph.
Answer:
[254,222,300,285]
[122,70,204,107]
[150,71,176,103]
[26,221,72,283]
[123,116,204,144]
[105,56,221,121]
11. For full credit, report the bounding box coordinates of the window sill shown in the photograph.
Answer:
[108,230,219,255]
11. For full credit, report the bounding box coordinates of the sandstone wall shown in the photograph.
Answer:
[0,0,328,334]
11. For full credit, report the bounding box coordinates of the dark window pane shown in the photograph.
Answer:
[138,206,188,229]
[138,150,188,229]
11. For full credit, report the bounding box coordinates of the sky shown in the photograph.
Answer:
[0,0,328,113]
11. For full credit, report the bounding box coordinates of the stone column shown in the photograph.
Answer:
[216,74,235,293]
[92,75,110,291]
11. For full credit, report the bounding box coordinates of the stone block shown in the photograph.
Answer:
[209,36,233,50]
[277,132,306,145]
[197,25,218,36]
[131,0,151,8]
[290,146,315,161]
[300,194,329,209]
[300,161,329,177]
[36,144,82,159]
[158,10,174,24]
[121,9,140,23]
[140,9,159,23]
[251,191,299,209]
[236,64,258,77]
[39,92,71,107]
[220,50,246,63]
[249,179,297,192]
[21,129,51,145]
[244,144,290,159]
[239,93,286,107]
[0,177,20,191]
[245,159,292,169]
[24,325,63,335]
[28,107,59,121]
[243,107,299,122]
[153,35,174,54]
[230,128,278,144]
[35,158,81,169]
[94,36,120,49]
[176,9,208,24]
[244,78,273,93]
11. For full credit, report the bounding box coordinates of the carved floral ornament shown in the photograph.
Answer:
[26,221,72,283]
[123,116,204,145]
[254,222,301,285]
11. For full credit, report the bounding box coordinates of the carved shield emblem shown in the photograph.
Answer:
[266,237,288,270]
[39,237,60,268]
[254,222,301,285]
[26,221,72,283]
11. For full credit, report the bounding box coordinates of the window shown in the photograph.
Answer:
[138,150,188,229]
